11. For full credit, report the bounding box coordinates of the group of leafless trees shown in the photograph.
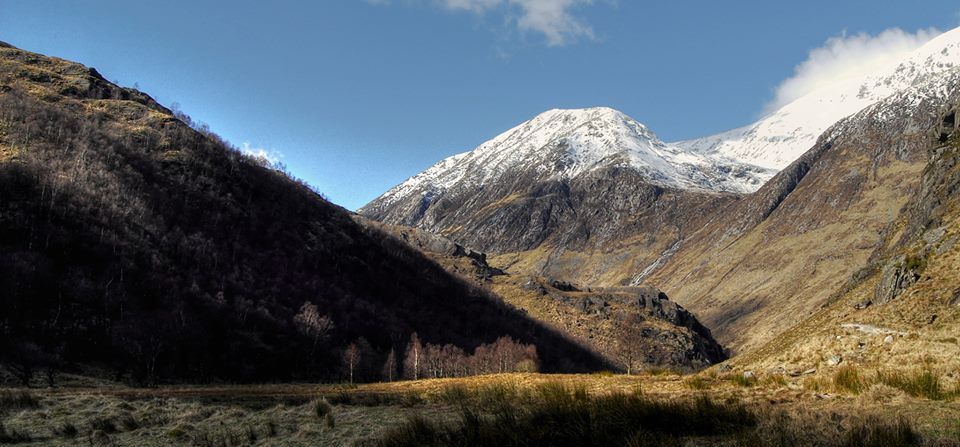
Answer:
[338,333,539,384]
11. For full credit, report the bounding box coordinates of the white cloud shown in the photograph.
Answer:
[765,27,941,113]
[241,142,283,166]
[368,0,598,46]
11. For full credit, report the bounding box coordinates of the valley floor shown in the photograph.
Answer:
[2,372,959,446]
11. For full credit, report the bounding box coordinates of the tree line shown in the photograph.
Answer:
[340,333,538,384]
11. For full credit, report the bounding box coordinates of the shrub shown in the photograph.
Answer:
[833,366,865,394]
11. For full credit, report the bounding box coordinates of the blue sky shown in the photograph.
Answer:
[1,1,958,210]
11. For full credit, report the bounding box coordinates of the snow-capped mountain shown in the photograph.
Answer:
[371,107,769,212]
[675,27,960,173]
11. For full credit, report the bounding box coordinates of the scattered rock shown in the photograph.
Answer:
[547,278,578,292]
[742,371,756,380]
[826,355,842,366]
[928,314,938,324]
[853,300,872,310]
[884,335,894,344]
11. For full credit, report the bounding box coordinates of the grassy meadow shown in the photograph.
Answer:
[1,371,960,446]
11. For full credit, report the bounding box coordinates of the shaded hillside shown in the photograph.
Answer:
[355,218,726,372]
[0,42,606,384]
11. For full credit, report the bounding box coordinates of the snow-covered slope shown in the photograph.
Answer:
[675,27,960,172]
[372,107,769,210]
[368,28,960,215]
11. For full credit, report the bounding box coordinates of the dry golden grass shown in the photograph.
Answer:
[2,371,959,445]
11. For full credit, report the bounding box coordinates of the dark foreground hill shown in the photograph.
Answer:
[0,42,605,384]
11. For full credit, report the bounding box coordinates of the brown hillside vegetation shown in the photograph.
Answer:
[729,127,960,378]
[0,42,606,385]
[648,69,960,354]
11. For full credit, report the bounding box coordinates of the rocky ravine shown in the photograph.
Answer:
[357,216,726,371]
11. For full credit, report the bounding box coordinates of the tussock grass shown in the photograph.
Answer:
[829,367,954,401]
[0,391,38,412]
[54,421,79,438]
[684,375,712,390]
[645,367,679,377]
[761,375,788,388]
[840,418,919,447]
[326,391,422,407]
[729,374,758,388]
[436,385,470,404]
[371,383,756,447]
[875,370,949,401]
[312,398,332,419]
[834,366,866,395]
[89,416,118,434]
[0,421,31,444]
[324,413,335,429]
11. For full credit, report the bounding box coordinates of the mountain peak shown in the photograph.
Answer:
[675,26,960,172]
[364,107,768,213]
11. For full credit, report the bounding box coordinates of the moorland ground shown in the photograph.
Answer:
[2,371,959,446]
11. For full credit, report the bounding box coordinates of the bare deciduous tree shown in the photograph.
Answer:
[343,342,360,384]
[382,348,397,382]
[402,333,423,380]
[293,302,334,353]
